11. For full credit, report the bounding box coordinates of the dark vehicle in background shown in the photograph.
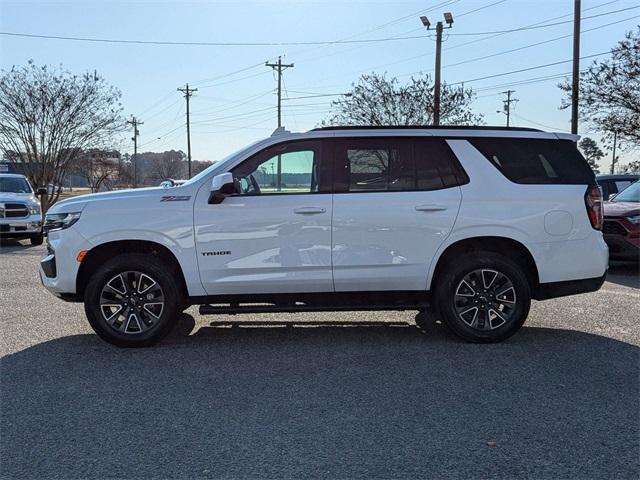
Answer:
[603,180,640,261]
[596,174,639,200]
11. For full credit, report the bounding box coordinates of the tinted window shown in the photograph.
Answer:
[232,141,324,195]
[347,146,413,191]
[334,137,466,192]
[469,138,595,185]
[414,138,468,190]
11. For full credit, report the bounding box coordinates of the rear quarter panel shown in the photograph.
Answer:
[427,139,608,288]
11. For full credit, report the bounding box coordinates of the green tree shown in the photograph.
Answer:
[578,137,604,174]
[322,73,484,126]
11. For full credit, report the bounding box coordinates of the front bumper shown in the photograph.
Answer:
[0,214,42,238]
[38,226,92,298]
[603,217,639,261]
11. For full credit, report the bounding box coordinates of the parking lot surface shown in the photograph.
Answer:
[1,242,639,479]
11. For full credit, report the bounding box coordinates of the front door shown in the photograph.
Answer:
[330,136,464,292]
[194,140,333,295]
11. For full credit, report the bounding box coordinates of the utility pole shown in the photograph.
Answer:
[177,83,197,178]
[610,130,618,174]
[266,56,294,128]
[571,0,581,134]
[420,13,454,126]
[126,117,143,188]
[497,90,518,127]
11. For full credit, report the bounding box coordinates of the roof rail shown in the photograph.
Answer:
[311,125,543,132]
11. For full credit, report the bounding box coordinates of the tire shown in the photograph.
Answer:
[434,252,531,343]
[30,233,44,245]
[84,253,183,347]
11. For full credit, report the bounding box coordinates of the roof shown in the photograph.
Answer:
[0,173,27,178]
[312,125,542,132]
[596,174,640,180]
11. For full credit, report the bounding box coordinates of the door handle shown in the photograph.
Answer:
[415,204,447,212]
[294,207,326,214]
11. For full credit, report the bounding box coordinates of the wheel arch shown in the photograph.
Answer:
[428,236,540,292]
[76,240,188,302]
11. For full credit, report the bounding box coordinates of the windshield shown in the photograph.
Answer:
[0,177,32,193]
[613,181,640,203]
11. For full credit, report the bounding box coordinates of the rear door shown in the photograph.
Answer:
[330,137,464,291]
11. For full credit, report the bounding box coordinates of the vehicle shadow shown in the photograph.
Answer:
[1,321,638,479]
[0,239,40,254]
[607,261,640,289]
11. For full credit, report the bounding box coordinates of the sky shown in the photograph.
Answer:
[0,0,638,169]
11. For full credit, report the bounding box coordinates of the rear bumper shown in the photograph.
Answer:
[534,273,607,300]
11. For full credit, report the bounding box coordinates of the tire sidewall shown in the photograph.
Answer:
[30,234,44,245]
[436,252,531,343]
[84,253,181,347]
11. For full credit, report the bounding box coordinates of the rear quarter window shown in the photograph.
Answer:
[468,138,595,185]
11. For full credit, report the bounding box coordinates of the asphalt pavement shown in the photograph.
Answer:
[1,242,638,479]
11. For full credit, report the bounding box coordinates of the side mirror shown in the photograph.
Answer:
[609,193,617,201]
[36,187,47,195]
[208,172,237,204]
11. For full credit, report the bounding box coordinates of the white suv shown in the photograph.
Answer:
[40,126,608,347]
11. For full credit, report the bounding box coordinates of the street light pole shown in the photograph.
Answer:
[420,13,454,127]
[571,0,581,135]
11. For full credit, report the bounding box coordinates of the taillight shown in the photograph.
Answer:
[585,185,603,230]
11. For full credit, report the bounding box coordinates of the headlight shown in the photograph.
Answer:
[626,215,640,224]
[28,205,41,215]
[43,212,81,232]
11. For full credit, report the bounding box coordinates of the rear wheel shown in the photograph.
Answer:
[84,253,182,347]
[435,252,531,343]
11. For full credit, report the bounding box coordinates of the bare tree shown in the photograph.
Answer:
[149,150,187,182]
[71,150,120,192]
[322,73,484,127]
[560,27,640,149]
[0,61,124,210]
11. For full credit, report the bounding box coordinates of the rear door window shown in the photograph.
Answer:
[333,137,467,192]
[468,138,595,185]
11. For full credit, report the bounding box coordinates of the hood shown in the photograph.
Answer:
[47,186,167,214]
[603,201,640,218]
[0,191,39,205]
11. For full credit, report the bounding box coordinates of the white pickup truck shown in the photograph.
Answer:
[0,173,44,245]
[39,126,608,347]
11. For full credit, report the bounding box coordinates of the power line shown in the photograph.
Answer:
[451,51,608,85]
[2,6,635,47]
[441,15,639,70]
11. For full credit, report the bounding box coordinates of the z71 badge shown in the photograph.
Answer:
[160,195,191,202]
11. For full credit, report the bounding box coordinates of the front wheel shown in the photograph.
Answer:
[30,233,44,245]
[84,253,182,347]
[435,252,531,343]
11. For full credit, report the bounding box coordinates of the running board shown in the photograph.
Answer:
[198,303,428,316]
